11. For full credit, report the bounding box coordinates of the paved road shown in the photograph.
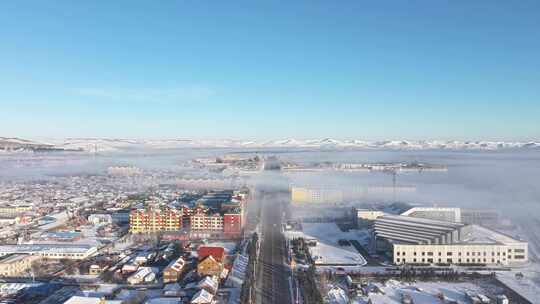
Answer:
[256,191,292,304]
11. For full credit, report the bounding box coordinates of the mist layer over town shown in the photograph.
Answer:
[2,148,538,218]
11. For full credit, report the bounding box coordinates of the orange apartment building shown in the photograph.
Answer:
[129,208,183,234]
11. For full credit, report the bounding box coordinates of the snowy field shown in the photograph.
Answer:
[285,222,367,266]
[492,221,540,302]
[328,280,506,304]
[497,270,540,303]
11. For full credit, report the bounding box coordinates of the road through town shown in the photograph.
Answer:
[255,190,292,304]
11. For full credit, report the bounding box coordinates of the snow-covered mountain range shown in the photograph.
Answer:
[0,137,55,151]
[2,137,539,153]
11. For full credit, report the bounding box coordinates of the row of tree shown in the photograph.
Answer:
[240,232,258,304]
[296,265,324,304]
[343,268,495,282]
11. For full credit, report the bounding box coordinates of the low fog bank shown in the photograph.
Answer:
[0,148,538,218]
[0,148,237,180]
[282,150,540,219]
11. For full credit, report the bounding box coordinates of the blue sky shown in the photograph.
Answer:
[1,1,539,140]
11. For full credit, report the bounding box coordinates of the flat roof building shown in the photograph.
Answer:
[374,215,528,266]
[356,209,385,221]
[461,208,500,227]
[0,254,39,277]
[0,244,97,260]
[401,206,501,227]
[401,207,461,223]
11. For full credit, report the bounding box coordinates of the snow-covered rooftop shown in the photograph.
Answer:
[459,225,526,245]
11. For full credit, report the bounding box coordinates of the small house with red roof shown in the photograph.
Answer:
[197,246,225,276]
[197,246,225,263]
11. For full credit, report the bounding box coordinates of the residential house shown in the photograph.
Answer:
[191,289,213,304]
[197,255,222,277]
[163,257,186,283]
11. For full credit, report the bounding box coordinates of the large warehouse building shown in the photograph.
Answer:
[400,206,500,227]
[401,207,462,223]
[374,215,528,266]
[0,244,98,260]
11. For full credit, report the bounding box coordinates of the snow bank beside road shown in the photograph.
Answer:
[285,222,367,266]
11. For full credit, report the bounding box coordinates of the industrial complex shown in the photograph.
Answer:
[350,206,530,267]
[374,214,528,266]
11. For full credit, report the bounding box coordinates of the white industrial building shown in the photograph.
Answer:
[374,215,528,266]
[401,206,500,227]
[0,244,97,260]
[401,207,462,223]
[356,209,385,221]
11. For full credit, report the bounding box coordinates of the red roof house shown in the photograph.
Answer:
[197,246,225,263]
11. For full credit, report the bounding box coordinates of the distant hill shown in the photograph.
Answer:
[43,137,540,152]
[2,137,539,153]
[0,137,55,151]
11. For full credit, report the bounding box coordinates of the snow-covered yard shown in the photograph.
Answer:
[363,281,495,304]
[488,221,540,302]
[328,280,506,304]
[497,269,540,303]
[285,222,367,266]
